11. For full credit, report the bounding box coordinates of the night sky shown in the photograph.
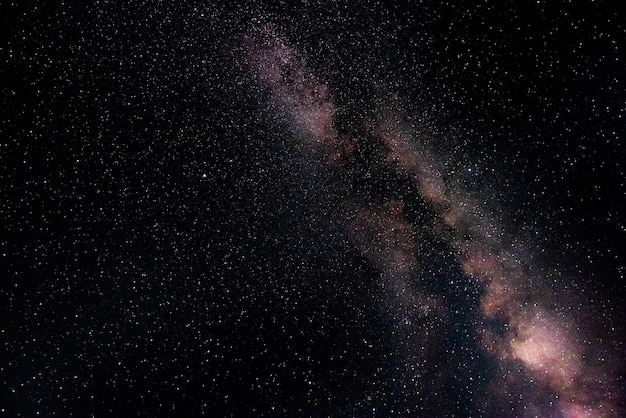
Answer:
[1,1,625,416]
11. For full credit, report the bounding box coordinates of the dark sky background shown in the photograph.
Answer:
[1,1,624,417]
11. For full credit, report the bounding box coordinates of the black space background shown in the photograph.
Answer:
[1,1,624,416]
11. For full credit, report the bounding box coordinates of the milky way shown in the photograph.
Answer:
[2,2,624,417]
[244,24,623,417]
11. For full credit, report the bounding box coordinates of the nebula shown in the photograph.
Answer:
[243,24,622,417]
